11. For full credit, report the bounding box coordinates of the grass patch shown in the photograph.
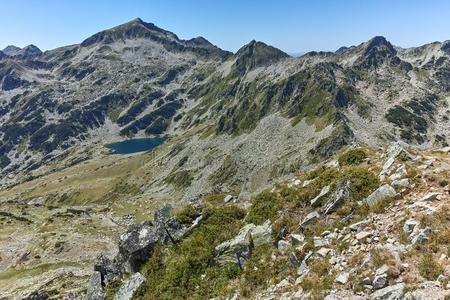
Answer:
[418,254,444,280]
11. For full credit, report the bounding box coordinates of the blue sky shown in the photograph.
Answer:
[1,0,449,53]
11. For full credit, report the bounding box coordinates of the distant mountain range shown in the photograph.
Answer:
[0,18,449,196]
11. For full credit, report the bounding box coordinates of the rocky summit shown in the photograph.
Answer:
[0,18,449,300]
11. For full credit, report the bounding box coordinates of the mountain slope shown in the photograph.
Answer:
[0,18,448,194]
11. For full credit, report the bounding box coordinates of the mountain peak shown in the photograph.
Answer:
[80,18,178,47]
[2,45,22,56]
[233,40,289,73]
[364,36,396,56]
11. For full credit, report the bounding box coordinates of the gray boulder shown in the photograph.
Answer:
[215,221,272,268]
[372,273,388,290]
[323,180,350,214]
[310,185,330,207]
[301,211,320,226]
[365,185,396,206]
[391,178,409,189]
[113,272,146,300]
[83,271,106,300]
[370,283,405,300]
[94,255,122,286]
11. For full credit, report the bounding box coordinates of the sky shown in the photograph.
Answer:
[0,0,449,54]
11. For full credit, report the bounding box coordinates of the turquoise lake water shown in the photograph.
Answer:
[106,137,166,154]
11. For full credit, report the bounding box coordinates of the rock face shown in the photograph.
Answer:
[365,185,396,206]
[88,206,200,298]
[215,220,272,268]
[323,180,351,214]
[113,272,146,300]
[83,271,106,300]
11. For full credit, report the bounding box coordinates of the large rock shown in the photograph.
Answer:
[323,180,350,214]
[117,206,183,272]
[113,272,146,300]
[365,185,396,206]
[310,185,330,207]
[301,211,320,226]
[215,220,272,268]
[402,218,431,246]
[94,255,122,285]
[83,271,106,300]
[370,283,405,300]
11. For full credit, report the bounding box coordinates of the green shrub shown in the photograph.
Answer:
[175,205,199,225]
[245,191,281,225]
[339,167,379,200]
[338,148,367,165]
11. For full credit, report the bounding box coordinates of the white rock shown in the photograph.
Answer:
[317,247,331,257]
[335,272,349,284]
[356,231,373,241]
[224,194,234,203]
[391,178,410,189]
[290,234,305,245]
[420,192,440,201]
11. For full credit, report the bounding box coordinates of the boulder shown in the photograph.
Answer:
[335,272,349,284]
[372,273,388,290]
[370,283,405,300]
[365,185,396,207]
[391,178,409,189]
[215,220,272,268]
[420,192,440,201]
[301,211,320,226]
[113,272,146,300]
[317,247,331,257]
[356,231,372,241]
[117,206,183,272]
[289,234,305,246]
[388,165,407,181]
[83,271,106,300]
[323,180,350,214]
[94,255,122,285]
[224,194,234,203]
[310,185,330,207]
[118,222,162,272]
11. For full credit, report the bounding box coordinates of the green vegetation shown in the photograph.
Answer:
[175,205,199,225]
[418,254,444,280]
[239,245,293,297]
[165,170,194,189]
[134,205,246,300]
[338,148,367,165]
[301,259,334,299]
[245,191,282,225]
